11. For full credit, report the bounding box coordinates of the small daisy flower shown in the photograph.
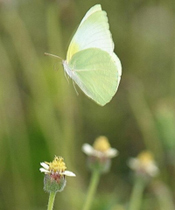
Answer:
[40,156,75,193]
[82,136,118,158]
[82,136,118,173]
[128,151,159,177]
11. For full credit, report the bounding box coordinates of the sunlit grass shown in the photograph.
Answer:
[0,0,175,210]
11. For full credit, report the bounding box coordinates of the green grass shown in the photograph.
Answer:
[0,0,175,209]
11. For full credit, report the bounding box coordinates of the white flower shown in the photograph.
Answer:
[82,136,118,158]
[40,156,76,177]
[128,151,159,177]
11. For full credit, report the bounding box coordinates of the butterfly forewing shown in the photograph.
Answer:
[66,5,114,62]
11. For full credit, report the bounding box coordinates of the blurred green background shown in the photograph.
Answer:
[0,0,175,209]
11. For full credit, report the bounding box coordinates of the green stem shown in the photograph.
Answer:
[128,177,146,210]
[47,191,56,210]
[83,170,100,210]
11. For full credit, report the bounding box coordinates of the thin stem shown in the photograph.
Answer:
[128,177,146,210]
[82,170,100,210]
[155,182,175,210]
[47,191,56,210]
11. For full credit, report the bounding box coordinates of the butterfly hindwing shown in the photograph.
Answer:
[68,48,121,106]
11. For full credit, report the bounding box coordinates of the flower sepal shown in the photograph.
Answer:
[44,173,66,193]
[87,156,111,174]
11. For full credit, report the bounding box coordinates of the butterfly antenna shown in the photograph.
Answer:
[44,52,63,61]
[72,81,79,96]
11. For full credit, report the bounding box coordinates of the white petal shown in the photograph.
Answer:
[82,144,94,156]
[93,150,103,158]
[40,168,49,173]
[40,162,49,169]
[62,170,76,177]
[147,163,159,177]
[128,158,139,170]
[106,148,118,158]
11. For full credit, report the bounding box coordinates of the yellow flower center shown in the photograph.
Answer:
[93,136,111,152]
[137,151,154,165]
[46,156,67,173]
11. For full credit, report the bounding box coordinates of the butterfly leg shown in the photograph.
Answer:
[72,80,79,96]
[64,69,70,84]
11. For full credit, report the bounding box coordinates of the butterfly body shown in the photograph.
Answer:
[62,60,74,79]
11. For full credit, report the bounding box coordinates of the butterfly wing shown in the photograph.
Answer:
[64,4,122,106]
[67,48,121,106]
[66,4,114,62]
